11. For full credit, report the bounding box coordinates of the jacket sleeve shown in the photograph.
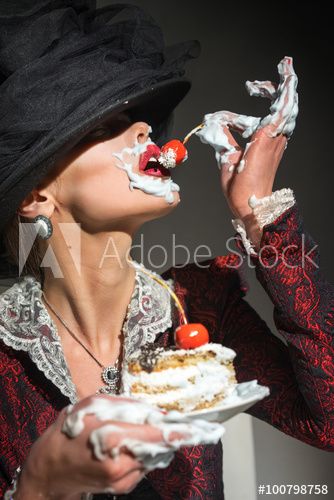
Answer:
[220,203,334,451]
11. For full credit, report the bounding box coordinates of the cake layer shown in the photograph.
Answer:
[127,343,236,372]
[123,343,237,412]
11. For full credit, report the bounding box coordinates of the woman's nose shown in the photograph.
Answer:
[133,122,151,144]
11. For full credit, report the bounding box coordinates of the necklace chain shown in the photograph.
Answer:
[40,262,184,395]
[41,291,126,394]
[42,291,114,368]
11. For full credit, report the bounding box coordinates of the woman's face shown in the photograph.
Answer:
[49,113,181,234]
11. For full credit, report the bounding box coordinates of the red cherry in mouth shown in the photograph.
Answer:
[160,140,188,168]
[174,323,209,349]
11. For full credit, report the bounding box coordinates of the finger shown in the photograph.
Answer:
[107,469,147,496]
[90,421,166,458]
[245,79,278,100]
[210,124,244,192]
[195,114,242,172]
[218,126,244,174]
[196,110,264,176]
[207,110,261,138]
[260,56,298,137]
[89,422,177,472]
[104,449,146,479]
[85,466,146,496]
[90,420,194,452]
[62,395,166,438]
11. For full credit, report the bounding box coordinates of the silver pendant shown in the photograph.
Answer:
[97,365,120,394]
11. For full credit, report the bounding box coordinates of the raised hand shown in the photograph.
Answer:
[196,56,298,245]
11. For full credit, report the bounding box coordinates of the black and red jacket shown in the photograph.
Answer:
[1,204,333,499]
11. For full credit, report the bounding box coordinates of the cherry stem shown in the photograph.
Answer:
[135,266,188,325]
[183,124,204,145]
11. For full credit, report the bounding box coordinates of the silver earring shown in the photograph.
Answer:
[33,215,53,240]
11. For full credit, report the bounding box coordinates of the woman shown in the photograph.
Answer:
[0,1,333,499]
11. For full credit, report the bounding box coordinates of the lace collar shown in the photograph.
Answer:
[0,262,174,404]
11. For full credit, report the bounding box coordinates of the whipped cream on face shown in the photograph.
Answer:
[61,397,225,471]
[112,134,180,204]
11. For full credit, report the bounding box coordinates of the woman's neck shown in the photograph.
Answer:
[41,229,137,357]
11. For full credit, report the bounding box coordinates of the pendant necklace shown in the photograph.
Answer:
[41,291,131,395]
[40,261,188,396]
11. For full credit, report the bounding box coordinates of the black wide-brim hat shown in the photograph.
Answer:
[0,0,200,278]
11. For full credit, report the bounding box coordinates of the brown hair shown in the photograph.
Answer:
[2,159,67,284]
[1,131,101,283]
[2,213,45,284]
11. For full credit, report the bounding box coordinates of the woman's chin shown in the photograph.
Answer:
[155,190,180,212]
[136,190,180,222]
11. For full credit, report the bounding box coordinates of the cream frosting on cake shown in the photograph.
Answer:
[122,343,237,412]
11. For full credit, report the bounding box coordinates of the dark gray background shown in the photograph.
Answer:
[110,0,334,282]
[0,1,331,498]
[99,1,334,498]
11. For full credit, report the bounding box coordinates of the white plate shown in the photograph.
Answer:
[176,380,270,423]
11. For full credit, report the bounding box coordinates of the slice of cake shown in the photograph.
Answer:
[122,342,237,413]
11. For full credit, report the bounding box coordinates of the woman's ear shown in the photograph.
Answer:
[18,186,56,220]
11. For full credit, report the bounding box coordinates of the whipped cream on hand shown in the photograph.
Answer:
[249,56,299,137]
[194,56,298,174]
[62,396,225,472]
[185,56,299,248]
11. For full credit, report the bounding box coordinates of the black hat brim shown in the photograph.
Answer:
[1,76,191,229]
[0,77,191,278]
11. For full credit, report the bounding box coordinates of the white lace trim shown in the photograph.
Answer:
[0,261,174,405]
[3,466,21,499]
[0,276,77,402]
[248,187,295,229]
[231,218,257,256]
[232,188,295,256]
[121,262,173,363]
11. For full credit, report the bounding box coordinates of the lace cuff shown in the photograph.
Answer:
[3,466,21,499]
[232,188,296,256]
[231,218,257,256]
[248,187,296,229]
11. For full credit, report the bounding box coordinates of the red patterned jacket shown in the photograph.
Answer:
[1,204,334,499]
